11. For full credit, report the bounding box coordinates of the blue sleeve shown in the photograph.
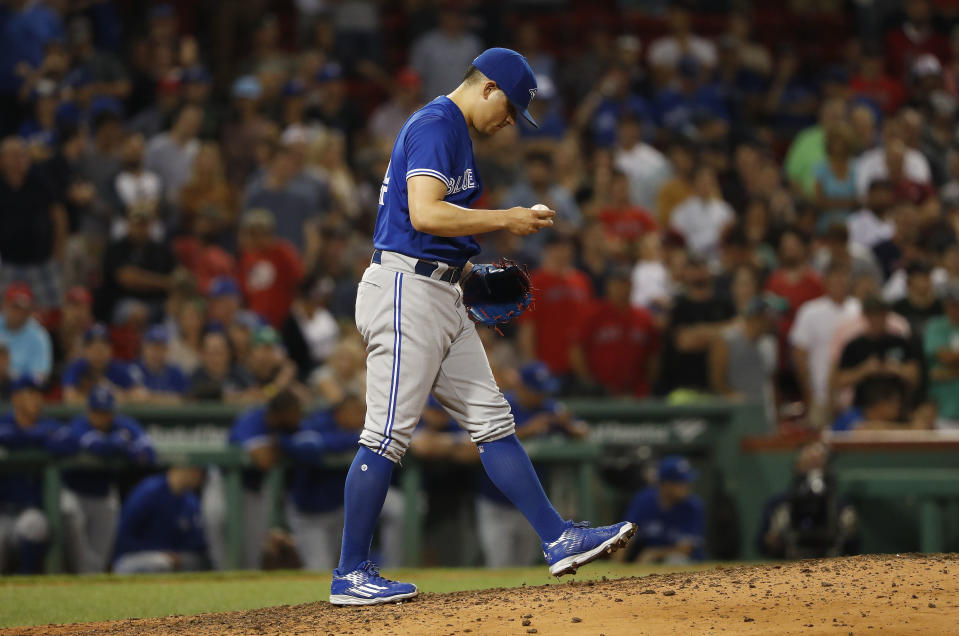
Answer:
[0,420,25,448]
[62,359,87,388]
[121,418,155,465]
[47,421,78,455]
[229,408,271,450]
[404,116,457,185]
[73,418,125,456]
[109,362,136,390]
[116,480,157,542]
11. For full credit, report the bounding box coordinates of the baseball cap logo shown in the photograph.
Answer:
[529,87,537,102]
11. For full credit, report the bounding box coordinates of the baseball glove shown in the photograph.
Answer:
[460,259,533,333]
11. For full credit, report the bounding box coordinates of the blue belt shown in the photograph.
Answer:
[372,250,463,284]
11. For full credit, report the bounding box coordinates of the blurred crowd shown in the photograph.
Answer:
[2,0,959,571]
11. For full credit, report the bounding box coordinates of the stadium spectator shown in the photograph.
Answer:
[144,103,203,207]
[630,232,674,316]
[812,221,883,287]
[657,256,735,397]
[883,0,948,79]
[517,235,593,380]
[238,326,306,405]
[475,362,587,567]
[654,54,729,135]
[127,325,189,404]
[60,387,154,573]
[409,6,482,105]
[790,262,859,427]
[0,283,53,382]
[165,299,205,374]
[177,142,237,241]
[612,115,670,212]
[621,455,705,564]
[97,204,176,324]
[832,375,909,431]
[243,142,321,257]
[238,208,305,329]
[112,133,161,239]
[52,286,94,369]
[575,66,654,149]
[784,98,847,196]
[305,129,359,224]
[849,47,906,117]
[656,139,695,226]
[0,377,64,574]
[0,136,67,310]
[282,277,339,381]
[765,228,824,358]
[284,394,365,570]
[669,165,735,266]
[188,330,253,402]
[112,467,209,574]
[924,283,959,428]
[369,68,424,147]
[832,295,920,419]
[709,297,778,421]
[309,338,367,405]
[646,3,717,79]
[206,276,243,328]
[891,261,943,333]
[502,150,582,252]
[855,118,932,199]
[813,123,859,233]
[570,266,659,397]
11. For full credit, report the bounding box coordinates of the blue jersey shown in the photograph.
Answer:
[284,409,360,514]
[372,96,483,266]
[228,406,273,492]
[0,413,67,507]
[112,474,207,560]
[477,392,558,504]
[61,413,155,497]
[624,486,705,561]
[128,360,188,395]
[62,357,135,391]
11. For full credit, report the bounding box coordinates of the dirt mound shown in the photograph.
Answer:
[6,554,958,635]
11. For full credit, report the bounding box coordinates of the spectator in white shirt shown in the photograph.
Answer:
[789,262,860,428]
[114,133,162,240]
[647,3,717,80]
[145,104,202,207]
[631,232,674,317]
[847,178,896,249]
[855,117,931,198]
[613,114,671,212]
[670,165,734,266]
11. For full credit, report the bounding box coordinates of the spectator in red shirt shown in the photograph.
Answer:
[765,227,825,351]
[517,234,593,379]
[570,266,659,397]
[595,170,658,246]
[172,208,237,295]
[849,48,906,116]
[238,208,305,329]
[884,0,949,78]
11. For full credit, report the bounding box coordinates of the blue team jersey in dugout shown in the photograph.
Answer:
[373,96,483,266]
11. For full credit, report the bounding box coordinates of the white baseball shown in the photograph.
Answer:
[531,204,549,211]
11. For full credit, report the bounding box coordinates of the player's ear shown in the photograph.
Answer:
[483,81,497,99]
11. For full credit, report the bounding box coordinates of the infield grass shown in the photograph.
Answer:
[0,562,715,628]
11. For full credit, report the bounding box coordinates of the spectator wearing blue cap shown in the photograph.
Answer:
[475,362,588,567]
[127,325,188,404]
[112,467,209,574]
[60,386,155,573]
[653,54,729,134]
[206,276,244,328]
[62,324,137,405]
[575,66,655,149]
[621,456,705,564]
[0,377,66,574]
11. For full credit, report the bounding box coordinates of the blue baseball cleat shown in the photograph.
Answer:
[329,561,418,606]
[543,520,637,576]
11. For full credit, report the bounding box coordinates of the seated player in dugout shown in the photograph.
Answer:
[112,466,210,574]
[619,455,705,564]
[0,377,67,574]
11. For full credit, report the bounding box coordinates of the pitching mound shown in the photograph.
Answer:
[8,554,957,635]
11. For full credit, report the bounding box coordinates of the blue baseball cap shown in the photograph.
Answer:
[209,277,240,299]
[88,386,116,412]
[519,361,560,394]
[84,323,111,344]
[471,47,539,128]
[11,375,42,393]
[658,456,697,483]
[144,324,169,344]
[232,75,262,100]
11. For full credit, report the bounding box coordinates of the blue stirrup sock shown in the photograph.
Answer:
[337,446,395,573]
[478,434,566,543]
